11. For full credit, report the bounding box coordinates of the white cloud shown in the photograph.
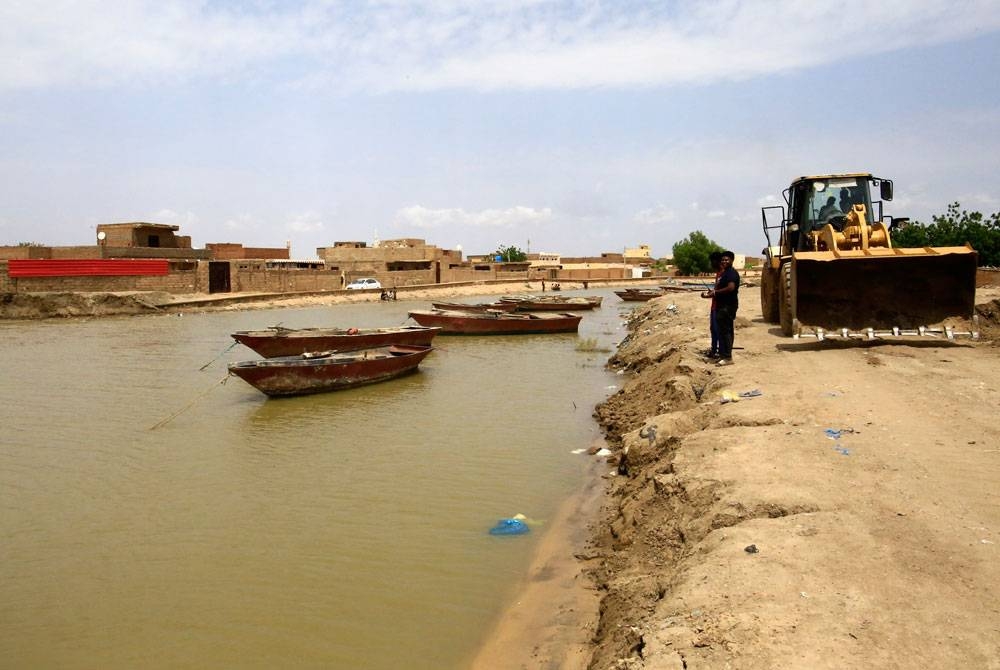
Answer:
[223,213,261,231]
[394,205,552,229]
[633,205,676,226]
[2,1,998,91]
[152,209,199,226]
[285,212,325,233]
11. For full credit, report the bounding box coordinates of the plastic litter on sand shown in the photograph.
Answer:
[721,388,763,403]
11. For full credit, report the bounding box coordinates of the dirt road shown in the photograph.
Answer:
[582,286,1000,668]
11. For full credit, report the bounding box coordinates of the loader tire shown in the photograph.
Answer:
[760,265,780,323]
[779,262,794,336]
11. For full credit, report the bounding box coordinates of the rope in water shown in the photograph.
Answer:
[148,374,229,431]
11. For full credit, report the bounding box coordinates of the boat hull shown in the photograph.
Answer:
[430,301,518,313]
[497,295,602,311]
[408,309,582,334]
[228,344,434,397]
[231,326,440,358]
[615,289,663,302]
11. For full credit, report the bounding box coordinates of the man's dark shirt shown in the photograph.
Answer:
[715,266,740,310]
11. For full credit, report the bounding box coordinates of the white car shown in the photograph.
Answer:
[345,277,382,290]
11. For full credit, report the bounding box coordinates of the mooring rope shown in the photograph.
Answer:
[198,340,239,371]
[149,374,230,431]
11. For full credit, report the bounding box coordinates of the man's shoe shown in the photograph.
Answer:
[716,358,734,366]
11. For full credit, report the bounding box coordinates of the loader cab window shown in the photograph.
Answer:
[803,178,874,233]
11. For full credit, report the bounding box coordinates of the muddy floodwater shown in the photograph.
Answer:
[0,290,630,669]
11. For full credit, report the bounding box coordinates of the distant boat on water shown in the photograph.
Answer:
[408,309,582,335]
[615,288,664,302]
[497,294,602,311]
[429,301,518,313]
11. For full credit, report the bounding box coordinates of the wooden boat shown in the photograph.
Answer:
[659,281,711,293]
[228,344,434,397]
[231,325,440,358]
[497,295,602,311]
[408,309,582,335]
[615,288,664,302]
[430,301,518,313]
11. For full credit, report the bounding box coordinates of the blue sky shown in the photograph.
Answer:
[2,1,999,259]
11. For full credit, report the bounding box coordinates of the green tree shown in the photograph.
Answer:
[671,231,724,275]
[494,245,527,262]
[893,202,1000,266]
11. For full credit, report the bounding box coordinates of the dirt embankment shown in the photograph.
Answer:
[0,291,175,318]
[0,282,618,320]
[581,288,1000,668]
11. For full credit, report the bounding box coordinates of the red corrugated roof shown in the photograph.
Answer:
[8,259,170,277]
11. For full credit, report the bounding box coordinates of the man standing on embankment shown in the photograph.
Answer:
[705,250,740,365]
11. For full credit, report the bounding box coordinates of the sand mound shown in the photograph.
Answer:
[0,292,164,319]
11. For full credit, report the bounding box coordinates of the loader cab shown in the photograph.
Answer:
[788,175,880,251]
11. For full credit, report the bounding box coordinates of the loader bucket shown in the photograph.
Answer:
[792,246,978,332]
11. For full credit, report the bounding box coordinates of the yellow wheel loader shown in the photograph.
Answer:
[760,173,979,339]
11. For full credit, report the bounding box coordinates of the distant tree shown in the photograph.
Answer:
[494,245,527,262]
[671,231,724,275]
[893,202,1000,266]
[17,241,44,247]
[651,258,673,272]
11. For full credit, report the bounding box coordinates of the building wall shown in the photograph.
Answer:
[51,246,105,259]
[625,244,652,260]
[557,267,628,280]
[232,268,337,293]
[1,264,199,293]
[96,223,188,248]
[206,243,290,260]
[562,254,625,264]
[441,266,532,283]
[0,246,53,260]
[318,240,462,268]
[102,246,211,260]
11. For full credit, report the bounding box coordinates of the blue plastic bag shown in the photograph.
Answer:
[488,518,530,535]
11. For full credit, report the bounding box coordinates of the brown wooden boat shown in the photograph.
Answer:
[497,295,602,311]
[659,282,710,293]
[429,301,518,313]
[231,325,440,358]
[228,344,434,397]
[408,309,582,334]
[615,288,664,302]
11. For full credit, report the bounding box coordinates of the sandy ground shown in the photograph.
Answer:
[571,285,999,669]
[472,282,1000,669]
[6,280,1000,669]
